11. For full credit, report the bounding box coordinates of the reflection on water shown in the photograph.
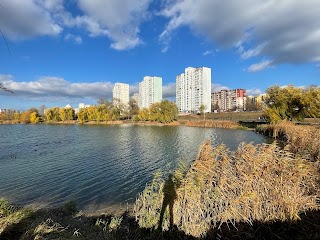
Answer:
[0,124,268,212]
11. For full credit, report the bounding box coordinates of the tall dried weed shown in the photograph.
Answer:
[134,141,320,237]
[256,121,320,161]
[185,120,240,129]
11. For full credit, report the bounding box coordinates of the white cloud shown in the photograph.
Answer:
[211,83,229,92]
[76,0,151,50]
[0,0,151,50]
[129,83,139,95]
[0,75,178,103]
[246,88,262,96]
[162,82,176,98]
[160,0,320,67]
[238,44,266,60]
[64,33,82,44]
[248,60,272,72]
[0,0,62,39]
[0,75,114,100]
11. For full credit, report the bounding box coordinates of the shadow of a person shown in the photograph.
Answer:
[159,173,177,231]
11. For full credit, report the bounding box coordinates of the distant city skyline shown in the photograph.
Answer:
[0,1,319,110]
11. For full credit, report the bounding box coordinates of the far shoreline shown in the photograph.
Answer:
[0,119,253,130]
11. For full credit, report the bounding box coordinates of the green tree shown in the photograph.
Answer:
[264,85,320,123]
[45,107,61,122]
[137,108,150,121]
[145,100,178,123]
[77,108,88,124]
[59,108,75,121]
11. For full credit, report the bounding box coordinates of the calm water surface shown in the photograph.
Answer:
[0,124,268,212]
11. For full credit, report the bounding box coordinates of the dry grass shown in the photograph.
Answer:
[256,121,320,161]
[179,112,263,121]
[133,172,167,230]
[134,141,320,237]
[184,120,240,129]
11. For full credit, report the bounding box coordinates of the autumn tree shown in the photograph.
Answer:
[137,108,150,121]
[45,107,61,122]
[136,100,178,123]
[129,99,140,116]
[30,112,40,123]
[59,108,75,121]
[20,108,39,124]
[264,85,320,123]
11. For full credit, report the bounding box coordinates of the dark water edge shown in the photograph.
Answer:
[0,124,268,213]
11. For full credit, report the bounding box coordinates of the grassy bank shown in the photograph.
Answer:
[184,120,241,129]
[179,111,264,122]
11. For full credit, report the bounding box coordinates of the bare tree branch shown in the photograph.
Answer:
[0,83,13,93]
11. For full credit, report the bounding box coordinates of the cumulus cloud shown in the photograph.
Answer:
[246,88,262,96]
[75,0,151,50]
[211,83,229,92]
[0,75,114,100]
[160,0,320,68]
[0,75,178,103]
[0,0,62,39]
[162,82,176,98]
[248,60,272,72]
[0,0,151,50]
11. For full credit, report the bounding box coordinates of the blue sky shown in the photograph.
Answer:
[0,0,319,110]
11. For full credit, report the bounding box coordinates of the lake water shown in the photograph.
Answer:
[0,124,268,213]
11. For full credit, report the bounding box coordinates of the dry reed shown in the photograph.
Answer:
[184,120,240,129]
[256,121,320,161]
[134,141,320,237]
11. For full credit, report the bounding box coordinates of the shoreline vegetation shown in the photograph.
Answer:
[1,86,320,238]
[1,121,320,239]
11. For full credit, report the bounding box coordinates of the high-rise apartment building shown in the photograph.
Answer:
[113,83,130,106]
[139,76,162,109]
[212,89,246,112]
[176,67,211,113]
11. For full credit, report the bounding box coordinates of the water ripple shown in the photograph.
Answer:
[0,124,268,212]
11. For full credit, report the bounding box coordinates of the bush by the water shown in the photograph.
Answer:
[134,141,319,237]
[256,121,320,161]
[136,100,178,123]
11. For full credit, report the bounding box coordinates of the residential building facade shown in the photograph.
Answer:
[212,89,247,112]
[176,67,211,113]
[139,76,162,109]
[113,83,130,106]
[0,108,17,114]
